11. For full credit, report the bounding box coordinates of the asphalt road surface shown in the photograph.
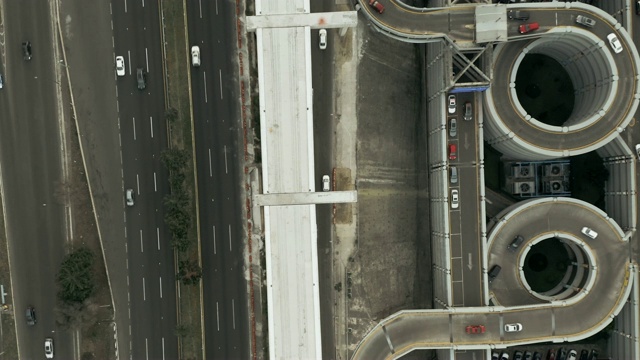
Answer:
[111,1,178,359]
[0,2,75,359]
[185,1,248,358]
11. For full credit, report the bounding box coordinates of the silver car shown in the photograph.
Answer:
[449,118,457,137]
[635,144,640,160]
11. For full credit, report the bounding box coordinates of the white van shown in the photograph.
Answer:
[191,46,201,67]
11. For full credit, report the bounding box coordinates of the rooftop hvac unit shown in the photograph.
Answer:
[545,164,565,176]
[513,181,534,195]
[513,164,534,178]
[548,180,564,193]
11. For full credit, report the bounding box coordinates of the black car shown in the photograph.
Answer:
[136,68,146,90]
[22,41,32,61]
[514,351,523,360]
[556,348,567,360]
[636,0,640,15]
[588,349,598,360]
[523,351,532,360]
[533,351,542,360]
[26,306,36,325]
[579,349,589,360]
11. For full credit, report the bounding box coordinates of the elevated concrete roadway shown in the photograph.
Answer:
[352,0,640,359]
[353,199,634,360]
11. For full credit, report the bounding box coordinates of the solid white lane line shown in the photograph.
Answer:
[150,116,154,138]
[153,172,157,191]
[157,228,160,250]
[216,302,220,331]
[145,338,149,360]
[224,146,228,174]
[204,72,208,103]
[145,47,149,72]
[159,276,163,298]
[199,0,203,18]
[208,149,213,177]
[143,277,146,301]
[124,0,128,13]
[228,224,232,252]
[219,70,223,99]
[127,50,132,76]
[162,337,165,360]
[232,299,236,329]
[140,230,144,253]
[213,225,217,255]
[132,117,137,140]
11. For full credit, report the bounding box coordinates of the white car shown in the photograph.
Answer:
[44,337,54,359]
[635,144,640,160]
[607,33,623,54]
[451,189,459,209]
[319,29,327,50]
[126,189,134,206]
[322,174,331,191]
[581,227,598,239]
[504,323,522,332]
[447,95,456,114]
[115,56,125,76]
[191,46,201,67]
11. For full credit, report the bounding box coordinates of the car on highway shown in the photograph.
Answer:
[557,348,568,360]
[547,349,556,360]
[533,352,542,360]
[448,144,457,160]
[635,144,640,160]
[22,41,32,61]
[319,29,327,50]
[575,15,596,27]
[447,94,456,114]
[523,351,532,360]
[508,10,529,20]
[508,235,524,252]
[607,33,623,54]
[322,175,330,191]
[191,46,201,67]
[463,101,472,121]
[126,189,134,206]
[488,264,501,283]
[579,350,588,360]
[588,349,598,360]
[44,337,54,359]
[116,56,125,76]
[368,0,384,13]
[450,166,458,184]
[0,74,3,89]
[449,118,457,137]
[513,351,523,360]
[636,0,640,15]
[500,352,509,360]
[26,306,36,325]
[504,322,522,332]
[451,189,459,209]
[492,352,500,360]
[136,68,146,90]
[465,325,485,334]
[581,226,598,239]
[567,350,577,360]
[519,22,539,34]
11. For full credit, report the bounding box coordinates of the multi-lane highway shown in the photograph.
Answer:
[185,1,249,358]
[111,1,177,359]
[0,2,74,359]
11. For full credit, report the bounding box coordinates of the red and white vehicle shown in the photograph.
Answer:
[369,0,385,14]
[519,22,539,34]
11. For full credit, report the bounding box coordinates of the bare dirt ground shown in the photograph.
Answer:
[341,18,432,357]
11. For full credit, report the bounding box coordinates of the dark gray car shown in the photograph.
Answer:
[136,68,146,90]
[22,41,32,61]
[26,306,36,325]
[508,10,530,20]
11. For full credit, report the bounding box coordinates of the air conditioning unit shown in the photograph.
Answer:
[513,165,534,178]
[513,181,535,195]
[548,180,564,193]
[545,164,565,176]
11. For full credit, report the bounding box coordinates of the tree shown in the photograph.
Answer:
[57,247,95,304]
[177,260,202,285]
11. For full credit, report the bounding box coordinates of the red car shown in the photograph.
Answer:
[449,144,457,160]
[466,325,485,334]
[519,22,539,34]
[369,0,385,14]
